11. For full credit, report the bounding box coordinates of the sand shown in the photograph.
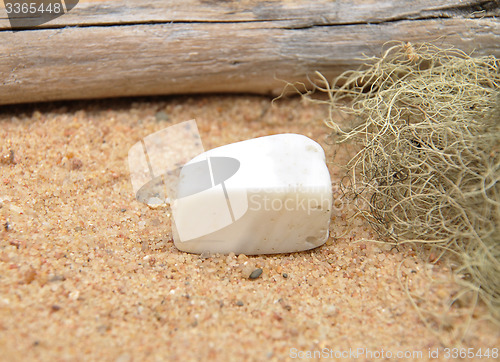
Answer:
[0,95,498,361]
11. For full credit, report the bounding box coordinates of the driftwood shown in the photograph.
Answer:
[0,0,499,105]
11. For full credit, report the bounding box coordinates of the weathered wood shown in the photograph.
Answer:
[0,0,498,105]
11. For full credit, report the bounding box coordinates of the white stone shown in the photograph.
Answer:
[171,134,332,255]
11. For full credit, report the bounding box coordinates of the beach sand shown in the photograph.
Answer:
[0,95,498,361]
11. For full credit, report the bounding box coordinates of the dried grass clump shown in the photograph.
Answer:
[310,43,499,320]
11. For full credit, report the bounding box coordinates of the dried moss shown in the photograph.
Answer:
[307,42,499,321]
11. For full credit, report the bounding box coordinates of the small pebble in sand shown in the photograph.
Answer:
[235,300,244,306]
[323,304,338,317]
[69,290,80,301]
[278,298,292,311]
[249,268,263,279]
[155,111,169,122]
[1,150,15,165]
[282,273,288,278]
[23,267,37,284]
[70,158,83,170]
[48,275,65,283]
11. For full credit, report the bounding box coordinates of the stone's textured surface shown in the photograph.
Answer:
[172,134,333,255]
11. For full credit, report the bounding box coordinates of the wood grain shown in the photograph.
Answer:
[0,0,499,105]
